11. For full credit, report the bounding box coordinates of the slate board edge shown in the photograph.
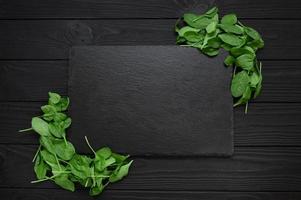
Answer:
[68,45,234,157]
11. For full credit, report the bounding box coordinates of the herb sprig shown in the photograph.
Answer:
[175,7,264,113]
[19,92,133,196]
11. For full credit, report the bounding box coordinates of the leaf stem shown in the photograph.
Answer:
[32,144,41,162]
[85,136,96,155]
[233,65,237,77]
[245,101,249,114]
[18,127,33,132]
[31,174,58,183]
[63,135,68,146]
[54,154,62,171]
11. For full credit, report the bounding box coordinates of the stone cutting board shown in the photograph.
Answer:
[68,46,233,156]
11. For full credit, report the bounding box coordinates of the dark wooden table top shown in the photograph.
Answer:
[0,0,301,199]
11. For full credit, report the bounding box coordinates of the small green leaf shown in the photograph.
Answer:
[219,24,243,34]
[230,46,255,57]
[183,31,203,42]
[234,86,252,107]
[34,153,49,179]
[244,26,261,40]
[53,113,67,122]
[41,105,56,114]
[48,92,61,105]
[111,153,129,164]
[201,47,219,57]
[183,13,213,29]
[206,21,217,34]
[96,147,112,159]
[254,76,263,98]
[247,38,264,50]
[204,7,218,18]
[40,136,56,154]
[207,37,221,48]
[54,174,75,192]
[56,97,70,111]
[231,71,250,97]
[235,54,255,70]
[40,149,57,167]
[89,184,104,196]
[62,118,72,129]
[218,33,243,46]
[250,72,260,87]
[53,139,75,161]
[49,122,65,138]
[224,55,235,67]
[221,14,237,25]
[31,117,50,136]
[109,160,133,183]
[177,26,200,37]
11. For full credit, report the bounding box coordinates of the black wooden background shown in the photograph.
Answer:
[0,0,301,199]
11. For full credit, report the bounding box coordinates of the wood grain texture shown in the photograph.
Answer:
[0,20,299,59]
[0,61,67,101]
[1,145,301,191]
[1,60,300,102]
[1,102,300,146]
[0,189,300,200]
[1,0,301,19]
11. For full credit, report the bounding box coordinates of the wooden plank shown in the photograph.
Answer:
[0,20,299,59]
[1,0,301,19]
[1,145,301,191]
[1,102,301,146]
[1,60,300,102]
[0,61,67,101]
[0,189,300,200]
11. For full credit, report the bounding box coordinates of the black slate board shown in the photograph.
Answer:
[68,46,233,156]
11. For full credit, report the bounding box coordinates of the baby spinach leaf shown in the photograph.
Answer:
[224,55,235,67]
[231,71,250,97]
[202,47,219,57]
[250,72,260,87]
[55,97,70,112]
[109,160,133,183]
[184,13,213,29]
[49,122,65,138]
[96,147,112,159]
[48,92,61,105]
[177,26,200,37]
[40,136,56,155]
[34,153,49,179]
[41,105,56,114]
[235,54,255,70]
[89,184,104,196]
[230,46,255,57]
[53,139,75,161]
[206,21,217,34]
[234,86,252,107]
[54,174,75,192]
[31,117,50,136]
[40,149,57,167]
[219,24,243,34]
[204,7,218,18]
[184,31,203,42]
[218,33,243,46]
[244,26,261,40]
[221,14,237,25]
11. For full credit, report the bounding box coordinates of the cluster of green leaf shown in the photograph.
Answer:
[19,92,133,196]
[175,7,264,113]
